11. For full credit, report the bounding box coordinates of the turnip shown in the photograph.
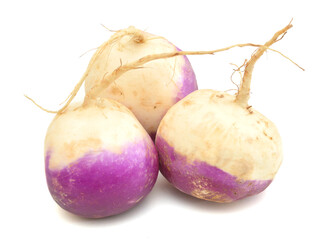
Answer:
[155,23,301,202]
[45,98,159,218]
[83,26,198,139]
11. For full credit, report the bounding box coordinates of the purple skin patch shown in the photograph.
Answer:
[175,47,198,102]
[155,135,272,203]
[45,139,158,218]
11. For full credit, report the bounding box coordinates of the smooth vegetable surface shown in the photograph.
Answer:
[45,98,158,218]
[155,23,292,203]
[84,26,197,138]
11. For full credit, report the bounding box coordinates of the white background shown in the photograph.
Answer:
[1,0,325,239]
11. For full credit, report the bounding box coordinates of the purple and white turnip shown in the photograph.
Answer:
[83,26,198,138]
[45,98,159,218]
[155,23,294,202]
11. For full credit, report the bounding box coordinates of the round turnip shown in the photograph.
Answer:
[155,23,295,203]
[84,26,197,138]
[45,98,158,218]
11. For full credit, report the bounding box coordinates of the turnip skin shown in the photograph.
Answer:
[45,98,158,218]
[84,27,197,138]
[155,90,282,202]
[174,48,197,102]
[156,136,272,202]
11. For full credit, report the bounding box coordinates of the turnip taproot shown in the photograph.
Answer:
[83,26,198,138]
[155,23,299,202]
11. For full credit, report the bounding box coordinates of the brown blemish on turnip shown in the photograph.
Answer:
[109,85,122,96]
[246,105,253,114]
[182,99,193,107]
[263,131,273,141]
[191,179,232,203]
[153,101,162,109]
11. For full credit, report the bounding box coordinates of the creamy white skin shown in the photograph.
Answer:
[45,98,149,170]
[157,89,283,181]
[84,27,188,135]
